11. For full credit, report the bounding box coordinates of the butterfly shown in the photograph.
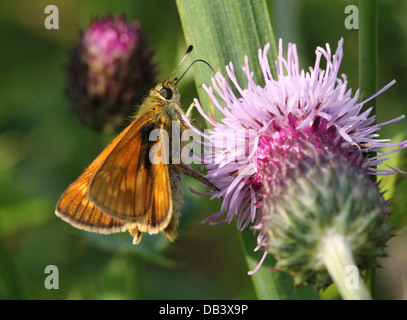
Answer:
[56,46,217,244]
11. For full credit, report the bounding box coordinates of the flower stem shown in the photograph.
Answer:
[319,233,371,300]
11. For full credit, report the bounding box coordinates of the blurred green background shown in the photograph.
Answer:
[0,0,406,299]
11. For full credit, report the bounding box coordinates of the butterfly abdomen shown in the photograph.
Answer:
[162,165,183,241]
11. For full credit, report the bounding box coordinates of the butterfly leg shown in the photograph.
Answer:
[174,163,219,191]
[184,101,219,133]
[129,226,143,244]
[185,101,197,119]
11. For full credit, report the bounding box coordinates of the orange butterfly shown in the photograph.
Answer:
[56,46,217,244]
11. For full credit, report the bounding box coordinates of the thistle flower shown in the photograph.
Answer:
[185,39,407,295]
[66,14,156,132]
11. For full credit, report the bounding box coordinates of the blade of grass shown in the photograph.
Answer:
[358,0,378,297]
[359,0,378,109]
[176,0,277,120]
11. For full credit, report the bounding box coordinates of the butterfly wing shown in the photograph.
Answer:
[88,108,173,234]
[55,169,127,233]
[55,123,135,233]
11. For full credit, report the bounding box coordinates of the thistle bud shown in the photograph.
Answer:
[258,137,393,293]
[66,14,156,132]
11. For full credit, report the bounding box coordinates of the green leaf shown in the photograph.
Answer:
[359,0,378,109]
[176,0,277,119]
[358,0,378,297]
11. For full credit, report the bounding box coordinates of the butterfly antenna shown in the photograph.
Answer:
[164,45,194,83]
[175,59,215,85]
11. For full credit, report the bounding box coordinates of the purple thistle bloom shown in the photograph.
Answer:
[188,39,406,227]
[67,14,156,132]
[184,39,406,280]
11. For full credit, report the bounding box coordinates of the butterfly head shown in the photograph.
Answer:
[156,79,180,103]
[153,45,193,104]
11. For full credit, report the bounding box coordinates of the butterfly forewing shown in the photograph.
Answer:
[55,124,135,233]
[56,169,126,233]
[88,108,173,232]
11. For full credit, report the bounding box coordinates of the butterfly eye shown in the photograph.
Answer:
[159,87,173,100]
